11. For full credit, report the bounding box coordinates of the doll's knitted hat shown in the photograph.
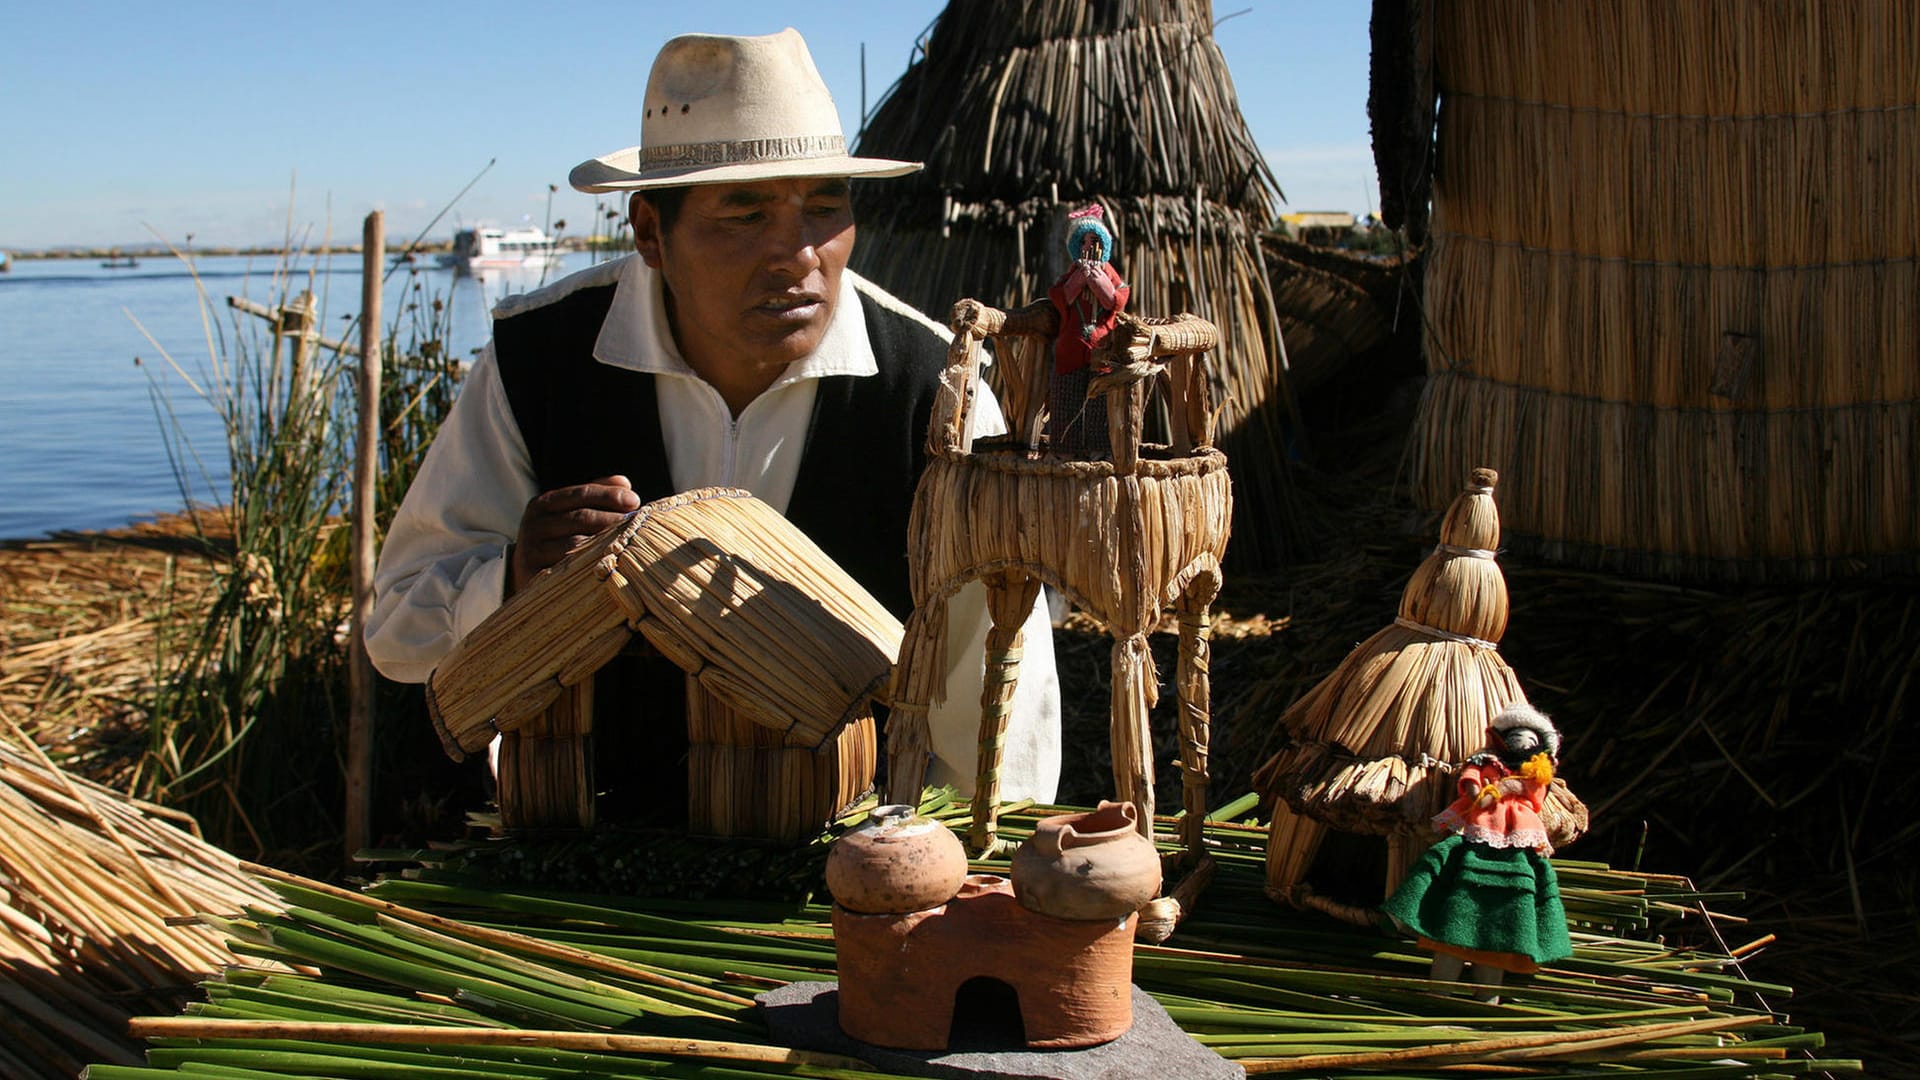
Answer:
[1065,204,1115,263]
[1490,703,1560,761]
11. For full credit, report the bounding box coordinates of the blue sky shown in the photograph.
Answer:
[0,1,1374,250]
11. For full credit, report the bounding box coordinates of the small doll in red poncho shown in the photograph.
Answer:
[1382,703,1574,1003]
[1043,205,1131,455]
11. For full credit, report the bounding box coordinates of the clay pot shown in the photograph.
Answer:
[825,804,968,914]
[1011,800,1162,920]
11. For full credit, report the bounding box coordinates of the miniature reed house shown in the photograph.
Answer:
[427,488,898,839]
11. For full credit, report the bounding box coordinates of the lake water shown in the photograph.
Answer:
[0,251,601,540]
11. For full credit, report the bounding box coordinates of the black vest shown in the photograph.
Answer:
[491,269,949,618]
[489,267,948,821]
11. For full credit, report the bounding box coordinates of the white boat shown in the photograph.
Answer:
[439,226,563,275]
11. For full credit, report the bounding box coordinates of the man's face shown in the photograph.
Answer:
[633,178,855,383]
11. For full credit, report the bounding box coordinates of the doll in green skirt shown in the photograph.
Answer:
[1383,703,1573,1003]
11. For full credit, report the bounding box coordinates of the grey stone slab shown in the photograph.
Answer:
[757,980,1244,1080]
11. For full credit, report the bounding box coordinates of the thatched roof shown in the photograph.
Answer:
[851,0,1307,568]
[427,488,901,761]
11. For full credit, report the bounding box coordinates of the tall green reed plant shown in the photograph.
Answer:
[136,228,459,859]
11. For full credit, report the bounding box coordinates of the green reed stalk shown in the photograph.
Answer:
[134,237,459,856]
[97,794,1860,1079]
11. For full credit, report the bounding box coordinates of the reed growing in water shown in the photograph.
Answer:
[133,227,461,856]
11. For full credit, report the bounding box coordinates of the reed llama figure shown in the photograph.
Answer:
[884,207,1233,938]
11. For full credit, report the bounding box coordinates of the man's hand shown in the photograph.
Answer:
[509,475,641,595]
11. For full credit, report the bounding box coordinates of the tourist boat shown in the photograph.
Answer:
[100,253,139,269]
[438,226,563,275]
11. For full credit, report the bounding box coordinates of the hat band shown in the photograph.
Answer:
[640,134,848,171]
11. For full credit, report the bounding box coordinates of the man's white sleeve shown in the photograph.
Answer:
[364,344,539,684]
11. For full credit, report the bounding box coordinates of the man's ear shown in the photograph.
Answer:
[630,193,664,269]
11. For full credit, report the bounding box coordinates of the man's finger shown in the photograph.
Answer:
[531,481,641,514]
[523,506,631,543]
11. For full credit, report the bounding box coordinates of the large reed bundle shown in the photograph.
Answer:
[427,488,899,838]
[1391,1,1920,578]
[1253,469,1586,899]
[851,0,1303,568]
[0,735,279,1079]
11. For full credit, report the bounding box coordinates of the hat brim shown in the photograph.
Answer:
[570,147,921,194]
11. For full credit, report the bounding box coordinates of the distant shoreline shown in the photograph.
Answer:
[5,243,457,260]
[3,238,620,261]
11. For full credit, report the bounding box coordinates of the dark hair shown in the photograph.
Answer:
[638,186,690,232]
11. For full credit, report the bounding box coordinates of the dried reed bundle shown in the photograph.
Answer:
[1437,2,1918,116]
[1435,105,1920,271]
[859,2,1269,202]
[1253,469,1586,898]
[1413,375,1920,577]
[429,488,900,760]
[1395,1,1920,578]
[852,0,1303,568]
[0,734,279,1079]
[1422,234,1920,412]
[0,517,225,780]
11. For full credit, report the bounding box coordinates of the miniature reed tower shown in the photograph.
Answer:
[1253,469,1586,900]
[884,298,1232,874]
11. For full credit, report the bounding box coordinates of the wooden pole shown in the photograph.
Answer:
[346,211,383,861]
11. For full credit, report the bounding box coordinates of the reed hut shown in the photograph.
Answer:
[1262,233,1415,397]
[1252,469,1586,900]
[851,0,1304,568]
[1378,2,1920,579]
[427,488,897,841]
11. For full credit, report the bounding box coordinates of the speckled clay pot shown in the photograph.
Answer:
[1011,800,1161,921]
[825,804,967,914]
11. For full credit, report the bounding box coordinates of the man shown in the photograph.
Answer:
[366,28,1060,813]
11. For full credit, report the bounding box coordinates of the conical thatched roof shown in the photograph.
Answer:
[851,0,1305,568]
[1254,469,1587,897]
[1255,469,1522,832]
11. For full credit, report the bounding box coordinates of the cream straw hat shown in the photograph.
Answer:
[569,28,921,193]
